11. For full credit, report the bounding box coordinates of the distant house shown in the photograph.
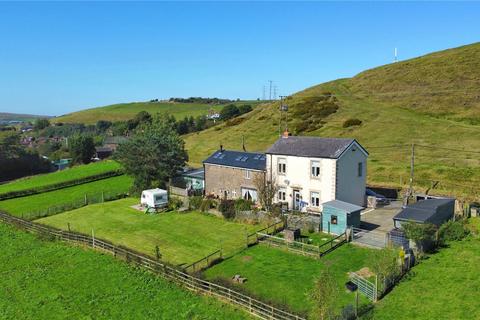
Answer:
[95,146,113,160]
[393,198,455,228]
[203,148,266,201]
[266,133,368,212]
[104,136,129,151]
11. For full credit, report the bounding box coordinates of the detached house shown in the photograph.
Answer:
[266,134,368,212]
[203,148,266,201]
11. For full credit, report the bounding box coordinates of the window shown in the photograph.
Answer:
[245,169,251,179]
[358,162,363,177]
[311,161,320,178]
[310,191,320,207]
[278,158,286,174]
[278,189,286,201]
[331,215,338,225]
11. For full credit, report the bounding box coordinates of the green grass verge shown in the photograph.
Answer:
[0,175,132,218]
[204,244,385,315]
[0,161,122,195]
[54,101,261,124]
[368,237,480,319]
[36,198,262,267]
[0,222,249,320]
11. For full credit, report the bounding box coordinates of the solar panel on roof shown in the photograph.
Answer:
[235,156,242,161]
[241,156,248,161]
[219,154,225,159]
[253,155,260,160]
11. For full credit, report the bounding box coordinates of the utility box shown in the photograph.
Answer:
[284,228,301,243]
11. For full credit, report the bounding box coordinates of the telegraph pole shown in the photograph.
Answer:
[262,85,266,101]
[279,95,288,136]
[407,143,415,204]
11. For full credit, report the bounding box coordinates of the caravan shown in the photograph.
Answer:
[141,188,168,208]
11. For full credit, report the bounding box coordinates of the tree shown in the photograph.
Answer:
[69,134,95,164]
[401,221,438,253]
[253,173,279,213]
[238,104,252,114]
[96,120,112,132]
[33,118,50,131]
[219,104,240,120]
[371,249,400,293]
[114,114,188,193]
[134,111,152,125]
[309,266,339,320]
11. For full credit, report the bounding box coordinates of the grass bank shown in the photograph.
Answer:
[0,222,249,320]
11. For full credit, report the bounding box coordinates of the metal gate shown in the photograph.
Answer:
[350,272,377,302]
[352,227,388,249]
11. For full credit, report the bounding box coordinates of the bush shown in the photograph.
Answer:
[225,117,244,127]
[343,118,362,128]
[189,196,203,210]
[168,197,183,211]
[234,198,252,212]
[199,199,214,212]
[439,220,469,243]
[238,104,252,114]
[219,199,235,219]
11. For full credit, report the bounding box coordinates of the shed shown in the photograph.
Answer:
[393,198,455,228]
[141,188,168,208]
[322,200,363,234]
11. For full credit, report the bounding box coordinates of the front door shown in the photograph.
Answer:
[293,190,301,211]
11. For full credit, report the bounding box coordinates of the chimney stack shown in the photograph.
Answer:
[282,129,289,138]
[220,144,224,152]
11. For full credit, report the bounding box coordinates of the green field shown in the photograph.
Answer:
[37,198,261,266]
[0,161,122,195]
[0,222,249,320]
[0,175,132,218]
[55,101,260,124]
[185,43,480,200]
[368,231,480,319]
[204,244,385,316]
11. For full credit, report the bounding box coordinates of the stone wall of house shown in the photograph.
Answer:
[204,164,265,199]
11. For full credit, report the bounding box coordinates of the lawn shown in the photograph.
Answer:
[204,243,386,316]
[0,222,249,320]
[0,175,132,218]
[368,237,480,319]
[36,198,262,267]
[0,160,122,196]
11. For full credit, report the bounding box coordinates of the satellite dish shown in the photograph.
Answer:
[284,179,290,185]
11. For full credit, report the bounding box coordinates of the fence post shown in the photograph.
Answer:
[92,229,95,248]
[102,191,105,203]
[84,194,88,205]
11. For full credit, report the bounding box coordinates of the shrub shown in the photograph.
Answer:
[439,220,469,243]
[234,198,252,212]
[238,104,253,114]
[199,199,214,212]
[401,222,438,252]
[225,117,244,127]
[343,118,362,128]
[168,197,183,211]
[219,199,235,219]
[189,196,203,210]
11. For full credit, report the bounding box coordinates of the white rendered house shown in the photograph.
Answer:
[265,134,368,212]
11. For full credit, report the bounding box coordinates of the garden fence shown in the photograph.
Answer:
[257,232,347,259]
[21,190,128,220]
[246,220,286,246]
[350,272,378,302]
[0,211,305,320]
[0,170,124,201]
[183,249,223,273]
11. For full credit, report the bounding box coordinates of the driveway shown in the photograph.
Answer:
[360,201,403,232]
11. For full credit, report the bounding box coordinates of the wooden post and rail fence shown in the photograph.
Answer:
[0,211,305,320]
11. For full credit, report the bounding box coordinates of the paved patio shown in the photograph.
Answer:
[360,201,403,232]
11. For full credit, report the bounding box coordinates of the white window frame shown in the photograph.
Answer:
[310,191,320,207]
[277,158,287,175]
[311,160,320,178]
[278,188,287,201]
[245,169,251,179]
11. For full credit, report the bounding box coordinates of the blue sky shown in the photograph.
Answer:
[0,2,479,116]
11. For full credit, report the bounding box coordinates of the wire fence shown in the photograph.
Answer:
[21,190,128,220]
[0,211,305,320]
[183,249,223,273]
[257,232,347,259]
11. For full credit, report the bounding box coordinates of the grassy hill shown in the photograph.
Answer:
[185,42,480,200]
[0,112,50,122]
[54,100,261,124]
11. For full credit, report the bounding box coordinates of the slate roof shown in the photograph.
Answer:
[266,136,366,159]
[203,150,266,171]
[394,198,455,224]
[323,200,364,213]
